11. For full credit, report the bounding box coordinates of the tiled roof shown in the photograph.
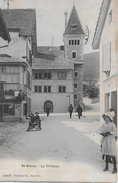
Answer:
[2,9,35,36]
[2,9,37,55]
[0,9,11,42]
[32,46,74,70]
[0,56,26,64]
[64,5,84,35]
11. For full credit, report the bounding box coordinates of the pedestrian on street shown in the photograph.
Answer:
[68,104,73,119]
[97,112,117,174]
[46,105,50,117]
[76,105,83,119]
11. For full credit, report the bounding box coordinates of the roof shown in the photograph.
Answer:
[92,0,111,49]
[0,56,27,67]
[2,9,37,55]
[64,5,84,35]
[32,46,74,70]
[0,9,11,42]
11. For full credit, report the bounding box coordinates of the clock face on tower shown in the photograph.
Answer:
[84,25,89,45]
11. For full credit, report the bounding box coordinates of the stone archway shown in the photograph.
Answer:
[44,101,53,113]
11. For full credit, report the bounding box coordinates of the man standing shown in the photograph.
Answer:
[46,105,50,117]
[76,105,83,119]
[68,104,73,119]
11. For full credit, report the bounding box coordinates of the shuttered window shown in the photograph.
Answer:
[102,42,111,72]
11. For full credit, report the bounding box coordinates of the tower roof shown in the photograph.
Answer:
[64,5,84,35]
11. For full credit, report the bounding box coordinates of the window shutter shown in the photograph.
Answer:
[102,42,111,72]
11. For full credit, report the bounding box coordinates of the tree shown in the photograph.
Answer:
[83,83,99,99]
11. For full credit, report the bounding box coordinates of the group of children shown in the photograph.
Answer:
[97,110,117,174]
[27,112,41,131]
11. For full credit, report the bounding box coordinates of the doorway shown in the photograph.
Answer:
[44,101,53,113]
[111,91,117,126]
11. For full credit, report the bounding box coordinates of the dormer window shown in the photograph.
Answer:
[71,23,77,30]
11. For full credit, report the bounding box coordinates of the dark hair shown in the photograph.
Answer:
[102,114,105,119]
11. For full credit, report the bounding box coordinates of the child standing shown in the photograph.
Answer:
[97,112,117,174]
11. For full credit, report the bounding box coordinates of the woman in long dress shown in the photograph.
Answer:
[97,112,117,174]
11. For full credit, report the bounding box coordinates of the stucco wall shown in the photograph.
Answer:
[0,32,26,61]
[100,0,118,123]
[31,70,74,113]
[64,34,84,60]
[74,64,83,107]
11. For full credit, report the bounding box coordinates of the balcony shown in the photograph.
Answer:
[0,90,26,103]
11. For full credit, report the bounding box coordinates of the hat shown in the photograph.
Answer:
[104,112,113,121]
[35,112,39,114]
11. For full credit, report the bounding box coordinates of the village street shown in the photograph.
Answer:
[0,104,117,182]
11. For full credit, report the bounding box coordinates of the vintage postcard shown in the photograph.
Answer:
[0,0,117,182]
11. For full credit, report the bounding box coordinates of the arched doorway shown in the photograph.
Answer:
[44,101,53,113]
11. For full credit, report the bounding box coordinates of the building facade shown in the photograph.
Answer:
[92,0,118,126]
[0,9,37,122]
[32,5,84,113]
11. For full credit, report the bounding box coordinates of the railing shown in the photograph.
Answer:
[0,90,26,103]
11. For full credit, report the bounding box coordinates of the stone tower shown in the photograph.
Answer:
[63,5,84,108]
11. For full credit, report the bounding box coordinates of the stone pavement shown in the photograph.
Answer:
[0,109,117,182]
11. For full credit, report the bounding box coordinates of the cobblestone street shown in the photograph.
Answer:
[0,106,117,182]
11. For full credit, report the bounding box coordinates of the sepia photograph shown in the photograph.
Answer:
[0,0,117,182]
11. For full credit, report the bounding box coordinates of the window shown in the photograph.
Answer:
[58,72,66,80]
[108,10,112,24]
[34,73,42,79]
[74,83,78,89]
[72,51,76,59]
[44,86,51,93]
[69,40,71,45]
[58,86,66,93]
[44,73,51,79]
[74,95,78,100]
[0,84,3,92]
[71,23,77,30]
[74,71,78,77]
[0,66,6,72]
[39,73,42,79]
[69,39,80,45]
[35,72,51,80]
[35,86,38,92]
[39,86,42,92]
[3,105,9,114]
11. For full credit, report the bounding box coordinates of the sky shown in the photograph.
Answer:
[0,0,102,53]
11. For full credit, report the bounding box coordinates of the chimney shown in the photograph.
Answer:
[64,12,68,29]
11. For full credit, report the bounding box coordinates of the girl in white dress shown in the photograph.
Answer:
[97,112,117,174]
